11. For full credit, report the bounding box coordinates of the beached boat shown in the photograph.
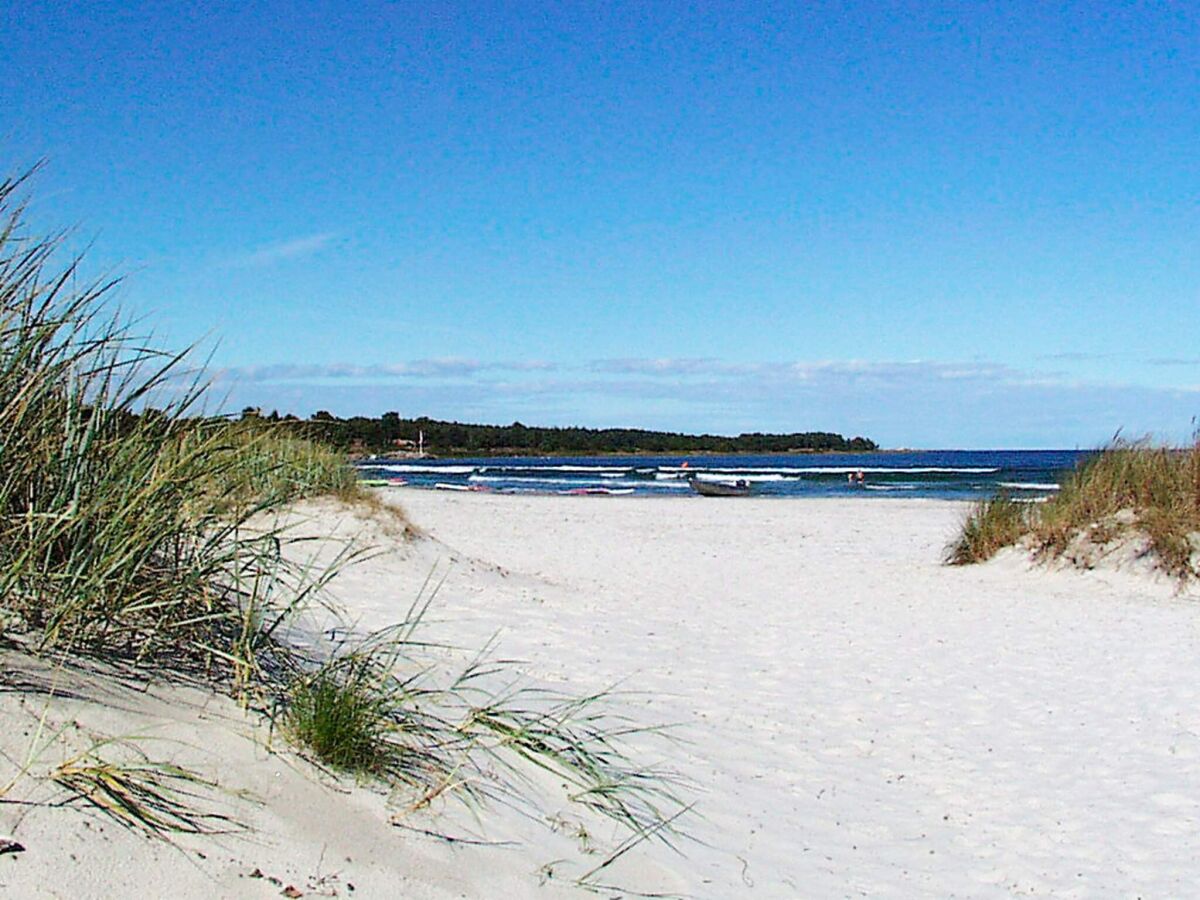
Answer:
[688,477,752,497]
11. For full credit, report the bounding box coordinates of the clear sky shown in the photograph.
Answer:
[5,1,1198,447]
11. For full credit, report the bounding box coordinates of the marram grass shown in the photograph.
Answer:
[1031,438,1200,578]
[282,656,409,779]
[202,421,363,513]
[51,741,242,838]
[278,596,689,853]
[948,437,1200,578]
[0,168,687,872]
[945,493,1030,565]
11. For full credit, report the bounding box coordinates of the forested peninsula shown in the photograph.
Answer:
[247,409,879,456]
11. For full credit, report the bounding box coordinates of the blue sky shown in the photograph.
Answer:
[5,1,1198,447]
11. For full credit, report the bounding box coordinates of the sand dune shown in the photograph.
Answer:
[4,491,1199,897]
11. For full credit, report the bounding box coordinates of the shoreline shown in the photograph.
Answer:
[354,447,1086,460]
[352,448,1078,501]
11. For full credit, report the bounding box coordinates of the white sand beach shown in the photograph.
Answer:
[5,491,1200,898]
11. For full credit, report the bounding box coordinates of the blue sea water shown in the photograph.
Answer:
[357,450,1088,501]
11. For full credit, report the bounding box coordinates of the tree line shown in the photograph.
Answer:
[240,409,878,456]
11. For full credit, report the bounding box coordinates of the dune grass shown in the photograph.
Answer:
[0,168,379,673]
[282,653,411,780]
[948,438,1200,578]
[51,741,242,838]
[945,492,1030,565]
[203,421,364,513]
[0,168,686,871]
[1030,438,1200,578]
[278,595,688,856]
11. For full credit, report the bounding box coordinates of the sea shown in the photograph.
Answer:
[356,450,1087,501]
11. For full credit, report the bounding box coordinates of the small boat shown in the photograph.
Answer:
[688,477,752,497]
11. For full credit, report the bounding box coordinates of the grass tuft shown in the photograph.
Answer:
[947,437,1200,579]
[945,493,1029,565]
[282,657,407,779]
[0,168,363,680]
[204,421,364,514]
[1030,437,1200,578]
[278,610,689,856]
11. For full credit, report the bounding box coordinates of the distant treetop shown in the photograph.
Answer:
[285,412,878,456]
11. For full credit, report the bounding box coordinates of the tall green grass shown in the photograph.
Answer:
[0,169,367,670]
[202,421,362,513]
[0,170,687,870]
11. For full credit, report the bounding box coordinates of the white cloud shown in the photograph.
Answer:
[1147,357,1200,367]
[231,232,337,268]
[217,359,560,383]
[591,357,731,376]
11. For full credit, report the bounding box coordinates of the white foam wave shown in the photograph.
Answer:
[471,474,579,486]
[373,464,476,475]
[470,474,656,488]
[660,466,1001,475]
[998,482,1061,491]
[482,464,631,475]
[694,473,786,483]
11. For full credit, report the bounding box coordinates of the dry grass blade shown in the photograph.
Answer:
[51,742,242,838]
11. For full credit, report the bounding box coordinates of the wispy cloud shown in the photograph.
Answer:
[1037,351,1119,362]
[217,358,559,383]
[589,357,755,376]
[231,232,337,268]
[590,358,1026,386]
[1147,357,1200,367]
